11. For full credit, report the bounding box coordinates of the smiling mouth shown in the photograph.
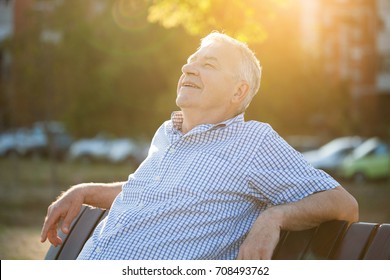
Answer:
[182,82,201,89]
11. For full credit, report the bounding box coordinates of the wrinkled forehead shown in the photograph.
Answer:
[187,42,242,67]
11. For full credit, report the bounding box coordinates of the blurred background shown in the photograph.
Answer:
[0,0,389,259]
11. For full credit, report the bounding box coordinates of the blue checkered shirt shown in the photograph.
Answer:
[77,112,339,260]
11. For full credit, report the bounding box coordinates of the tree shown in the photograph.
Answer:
[5,0,352,140]
[148,0,289,43]
[6,0,197,138]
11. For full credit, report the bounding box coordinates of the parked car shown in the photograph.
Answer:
[68,135,109,162]
[302,136,364,174]
[0,121,72,159]
[0,131,18,157]
[106,138,143,164]
[69,135,146,165]
[31,121,73,159]
[339,137,390,183]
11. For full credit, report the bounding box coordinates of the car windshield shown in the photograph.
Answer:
[352,138,380,159]
[318,137,359,157]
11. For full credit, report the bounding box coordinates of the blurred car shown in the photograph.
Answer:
[339,137,390,183]
[68,135,111,162]
[302,136,364,174]
[0,131,17,157]
[106,138,143,164]
[0,128,45,157]
[69,135,146,165]
[0,121,72,159]
[31,121,73,159]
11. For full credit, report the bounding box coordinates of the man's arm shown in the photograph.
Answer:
[40,182,124,246]
[237,186,359,259]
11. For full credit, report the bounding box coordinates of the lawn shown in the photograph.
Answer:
[0,226,50,260]
[0,157,389,259]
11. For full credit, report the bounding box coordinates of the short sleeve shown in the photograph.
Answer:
[248,129,339,205]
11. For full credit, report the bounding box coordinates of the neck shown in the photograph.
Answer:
[180,108,237,134]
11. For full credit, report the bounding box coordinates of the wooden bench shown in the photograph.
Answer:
[44,205,390,260]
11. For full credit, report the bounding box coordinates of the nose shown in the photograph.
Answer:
[181,62,199,76]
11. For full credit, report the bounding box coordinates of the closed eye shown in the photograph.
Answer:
[204,63,215,69]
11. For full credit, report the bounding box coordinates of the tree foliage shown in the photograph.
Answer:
[148,0,289,43]
[4,0,197,138]
[1,0,352,141]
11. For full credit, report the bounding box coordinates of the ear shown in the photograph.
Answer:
[231,81,250,104]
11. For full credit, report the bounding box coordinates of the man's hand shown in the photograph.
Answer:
[40,182,123,246]
[40,186,85,246]
[237,209,281,259]
[237,186,359,259]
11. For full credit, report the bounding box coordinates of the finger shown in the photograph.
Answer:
[40,214,53,242]
[40,206,63,243]
[47,228,63,247]
[40,220,47,243]
[40,216,56,242]
[60,205,81,234]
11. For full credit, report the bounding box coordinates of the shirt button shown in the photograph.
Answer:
[155,175,160,181]
[95,246,102,254]
[170,148,176,154]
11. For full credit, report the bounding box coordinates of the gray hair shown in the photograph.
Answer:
[200,32,262,112]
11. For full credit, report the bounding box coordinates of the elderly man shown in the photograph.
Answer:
[41,32,358,260]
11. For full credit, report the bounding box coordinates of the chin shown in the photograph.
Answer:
[176,95,189,107]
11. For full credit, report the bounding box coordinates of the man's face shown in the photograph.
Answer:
[176,42,242,114]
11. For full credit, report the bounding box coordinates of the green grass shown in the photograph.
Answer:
[0,157,389,259]
[0,226,50,260]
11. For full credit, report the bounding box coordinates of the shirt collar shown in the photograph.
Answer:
[170,111,244,133]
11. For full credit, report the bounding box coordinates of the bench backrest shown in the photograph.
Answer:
[45,206,390,260]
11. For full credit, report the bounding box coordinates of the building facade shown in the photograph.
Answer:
[300,0,390,137]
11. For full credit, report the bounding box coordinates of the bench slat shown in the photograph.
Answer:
[363,223,390,260]
[44,205,87,260]
[56,206,106,260]
[272,227,317,260]
[303,220,348,260]
[331,222,377,260]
